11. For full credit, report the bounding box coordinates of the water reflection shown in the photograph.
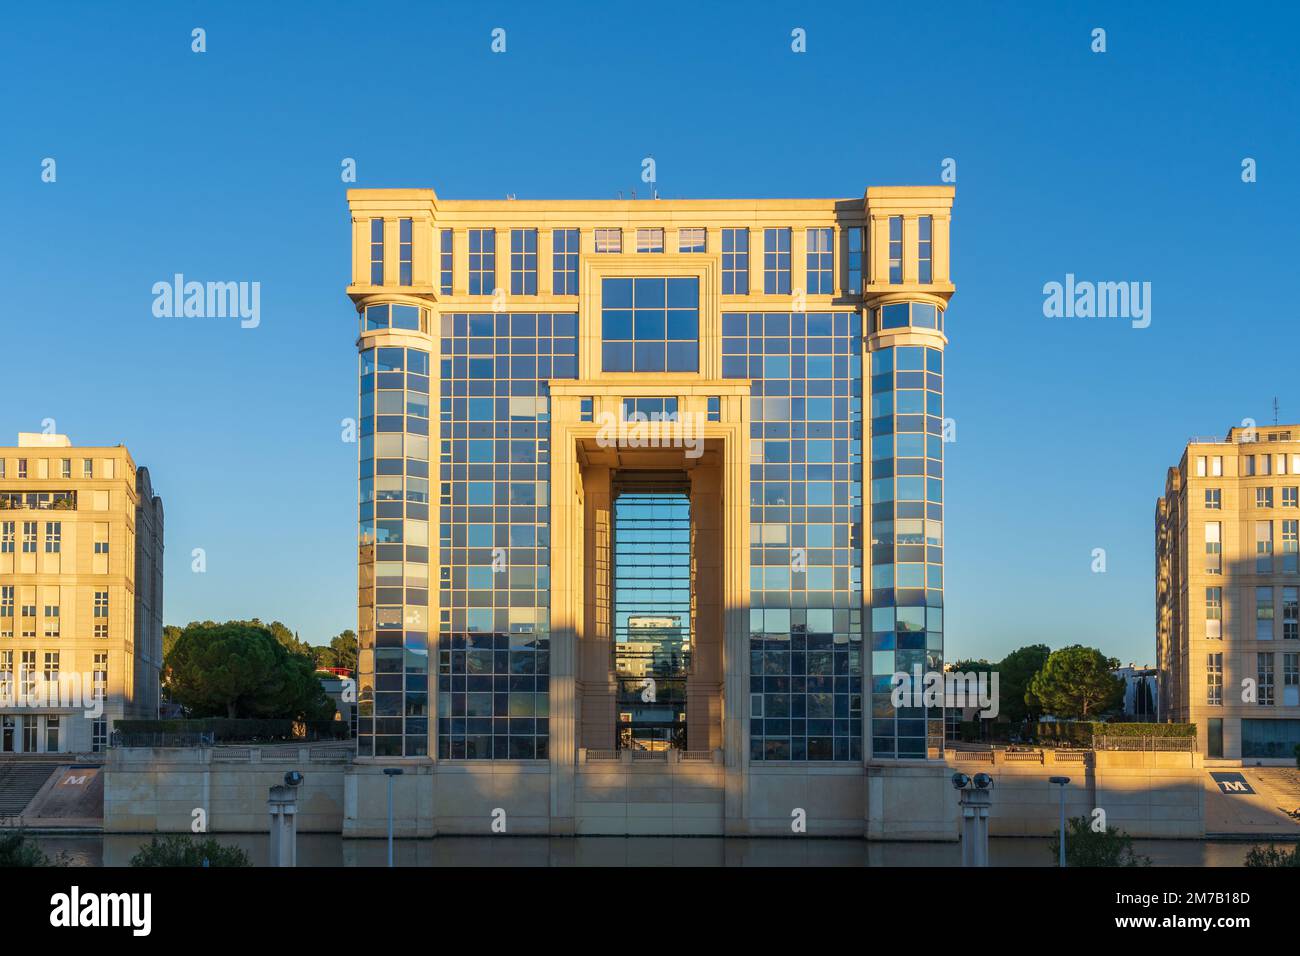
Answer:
[30,834,1278,867]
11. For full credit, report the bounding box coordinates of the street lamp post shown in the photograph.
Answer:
[951,772,994,866]
[383,767,404,867]
[1048,776,1070,867]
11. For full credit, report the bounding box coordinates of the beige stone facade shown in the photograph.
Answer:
[0,433,163,753]
[1157,424,1300,760]
[347,185,955,834]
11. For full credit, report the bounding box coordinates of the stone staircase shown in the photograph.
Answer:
[0,761,59,818]
[1250,767,1300,809]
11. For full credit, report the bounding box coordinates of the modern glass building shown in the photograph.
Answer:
[346,186,955,833]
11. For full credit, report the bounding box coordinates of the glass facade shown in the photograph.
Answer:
[434,312,579,759]
[868,342,945,758]
[601,277,699,373]
[357,344,432,757]
[723,311,865,761]
[353,200,951,770]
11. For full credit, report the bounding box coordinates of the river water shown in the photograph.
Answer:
[30,833,1285,867]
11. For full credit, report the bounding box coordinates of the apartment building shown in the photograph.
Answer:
[0,433,163,753]
[1157,424,1300,760]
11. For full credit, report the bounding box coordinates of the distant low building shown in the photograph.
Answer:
[1112,663,1159,720]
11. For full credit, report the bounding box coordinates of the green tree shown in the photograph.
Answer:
[1244,843,1300,867]
[1047,816,1151,867]
[162,624,183,661]
[996,644,1051,723]
[165,621,334,721]
[328,630,358,675]
[129,835,251,867]
[1028,645,1125,719]
[310,630,358,674]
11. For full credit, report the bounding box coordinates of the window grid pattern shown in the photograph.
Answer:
[601,277,700,373]
[398,218,413,286]
[722,312,864,762]
[763,228,791,295]
[357,345,433,758]
[469,229,496,296]
[722,228,749,295]
[435,312,580,759]
[510,229,538,295]
[806,228,833,295]
[370,219,384,285]
[440,229,454,295]
[888,217,903,284]
[552,228,579,295]
[868,343,945,758]
[846,227,863,295]
[918,216,933,283]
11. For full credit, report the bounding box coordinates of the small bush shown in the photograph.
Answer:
[129,835,251,867]
[1244,844,1300,868]
[0,831,64,867]
[1047,816,1151,867]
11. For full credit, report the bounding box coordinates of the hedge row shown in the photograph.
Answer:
[115,718,350,742]
[959,720,1195,744]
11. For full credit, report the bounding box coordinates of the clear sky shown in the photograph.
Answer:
[3,1,1296,663]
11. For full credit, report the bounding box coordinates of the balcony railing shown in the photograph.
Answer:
[0,492,78,511]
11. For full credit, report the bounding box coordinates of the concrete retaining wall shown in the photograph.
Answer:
[104,745,1206,838]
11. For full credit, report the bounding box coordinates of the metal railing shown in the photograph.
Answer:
[1091,735,1195,752]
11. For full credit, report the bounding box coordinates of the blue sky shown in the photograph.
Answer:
[3,1,1296,663]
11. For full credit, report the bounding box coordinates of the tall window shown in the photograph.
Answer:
[1207,652,1223,705]
[20,651,35,698]
[21,522,36,554]
[846,226,863,295]
[1205,488,1221,509]
[44,522,60,554]
[1205,521,1222,574]
[1282,518,1298,572]
[806,227,833,294]
[60,459,71,479]
[1257,587,1275,640]
[1256,487,1274,508]
[601,277,699,373]
[398,218,413,286]
[94,590,109,639]
[1284,652,1299,706]
[1256,521,1274,573]
[369,218,384,285]
[678,227,706,253]
[44,603,60,639]
[82,458,93,479]
[1,522,12,554]
[888,216,903,284]
[1283,587,1298,640]
[469,229,496,295]
[763,228,791,294]
[510,228,538,295]
[1211,455,1223,476]
[439,229,453,295]
[0,586,12,639]
[1205,586,1223,638]
[552,228,579,295]
[1257,653,1274,705]
[1283,486,1298,508]
[917,216,933,283]
[636,227,664,253]
[722,228,749,294]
